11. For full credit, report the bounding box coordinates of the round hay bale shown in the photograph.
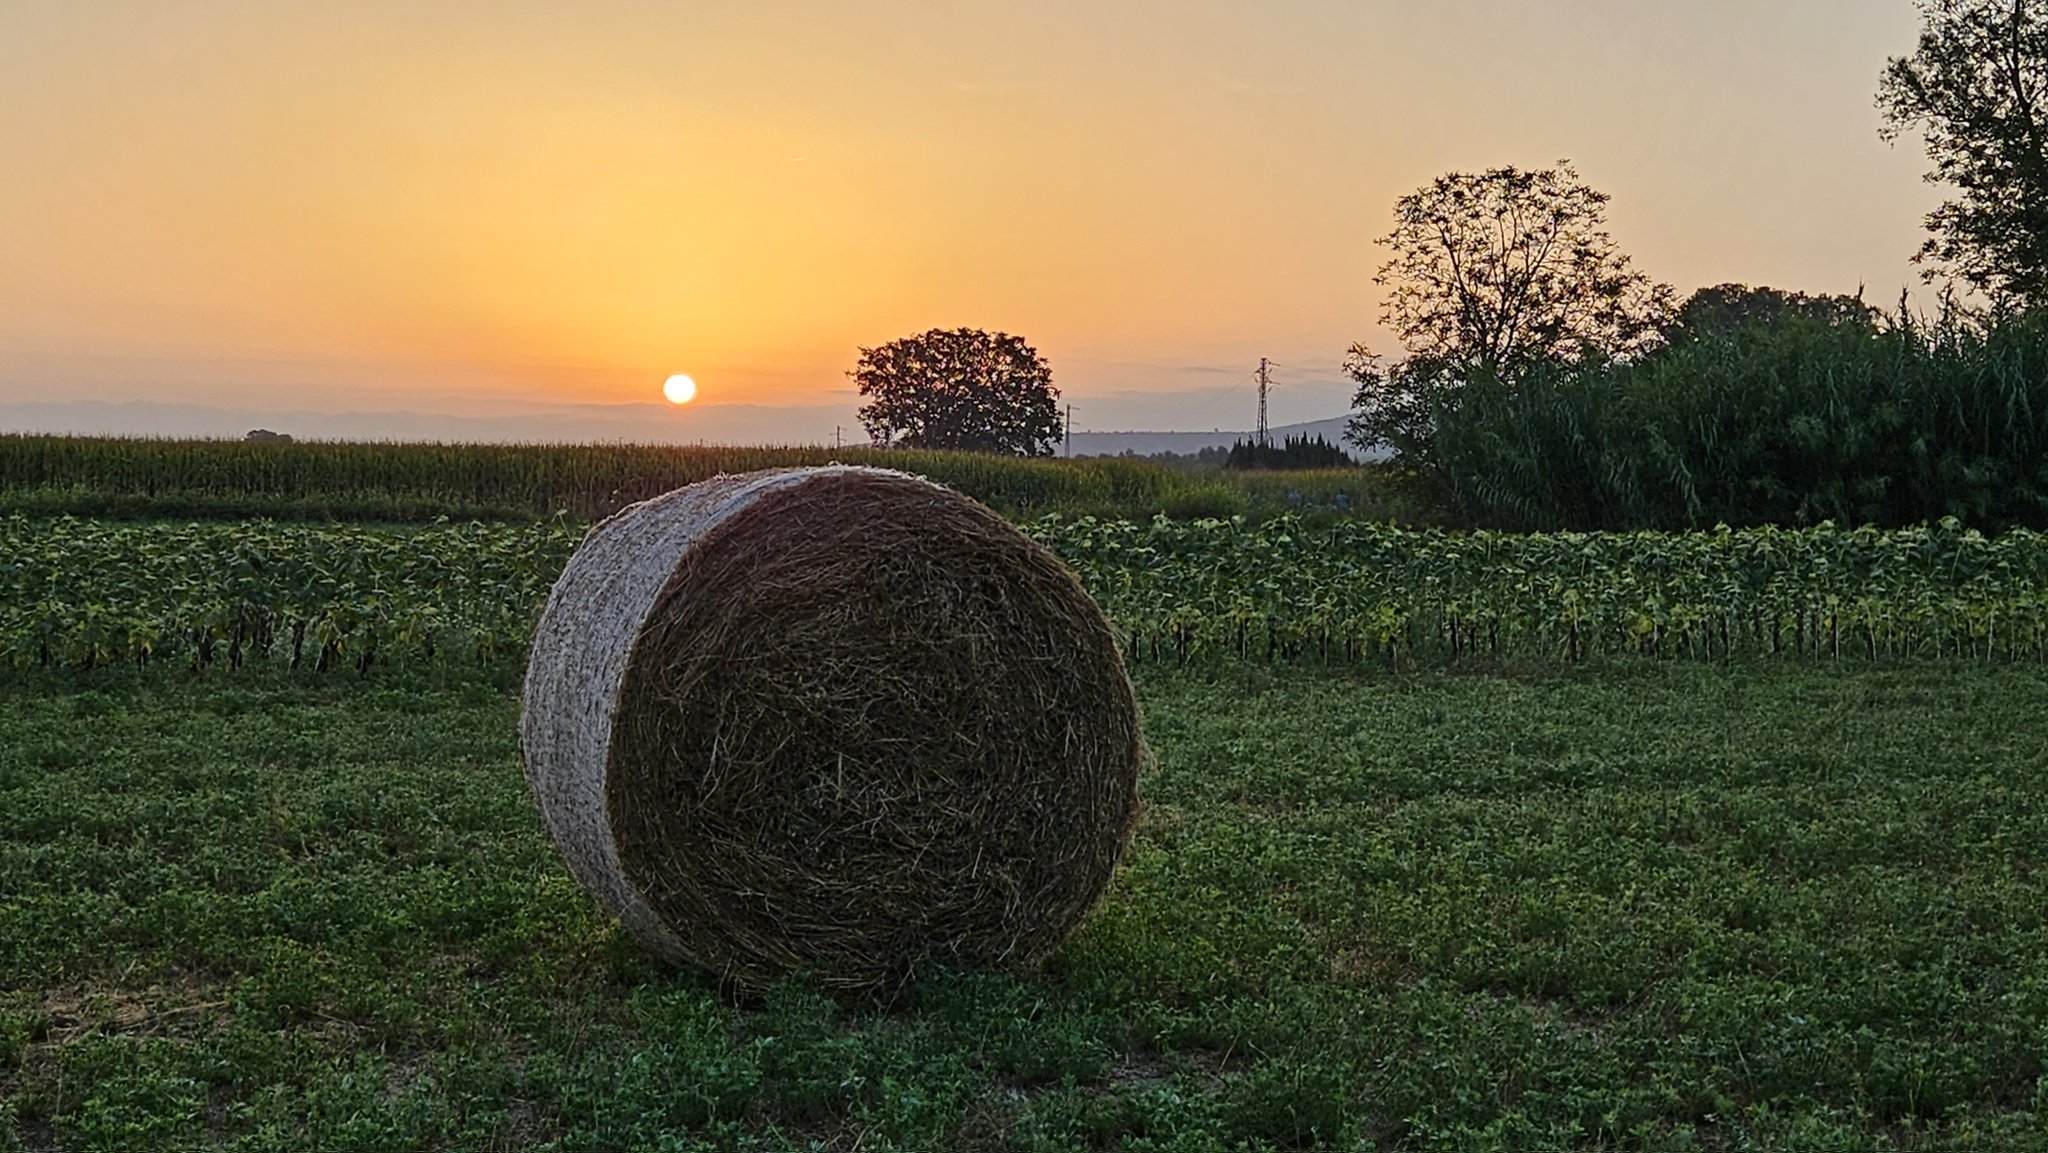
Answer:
[520,466,1143,992]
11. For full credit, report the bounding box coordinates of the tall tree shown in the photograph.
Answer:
[1880,0,2048,304]
[853,328,1064,456]
[1373,161,1671,380]
[1347,162,1671,461]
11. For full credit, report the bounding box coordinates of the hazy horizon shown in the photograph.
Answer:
[3,1,1942,441]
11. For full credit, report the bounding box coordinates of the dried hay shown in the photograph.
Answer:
[520,466,1142,992]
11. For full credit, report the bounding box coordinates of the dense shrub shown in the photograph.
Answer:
[1426,305,2048,530]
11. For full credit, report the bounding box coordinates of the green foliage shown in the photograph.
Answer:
[1880,0,2048,304]
[1209,466,1436,524]
[1348,162,1672,473]
[1048,514,2048,664]
[1372,162,1672,380]
[1663,283,1882,345]
[0,516,578,673]
[5,665,2048,1149]
[11,514,2048,673]
[1413,305,2048,530]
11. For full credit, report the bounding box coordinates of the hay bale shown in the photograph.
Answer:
[520,466,1142,992]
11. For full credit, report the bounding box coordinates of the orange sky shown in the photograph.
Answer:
[0,1,1942,440]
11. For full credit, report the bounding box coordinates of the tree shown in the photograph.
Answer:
[1662,284,1882,344]
[1372,162,1671,379]
[1880,0,2048,304]
[1347,162,1671,461]
[1224,433,1350,470]
[853,328,1064,456]
[1342,347,1446,469]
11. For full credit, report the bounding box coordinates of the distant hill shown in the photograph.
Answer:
[1067,416,1379,461]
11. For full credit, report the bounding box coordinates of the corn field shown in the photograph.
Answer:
[9,514,2048,672]
[0,436,1289,523]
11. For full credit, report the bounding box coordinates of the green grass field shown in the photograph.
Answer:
[6,663,2046,1151]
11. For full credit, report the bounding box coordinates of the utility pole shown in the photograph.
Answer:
[1064,403,1073,458]
[1255,357,1273,448]
[834,425,842,451]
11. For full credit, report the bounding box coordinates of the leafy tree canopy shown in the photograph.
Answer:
[1372,161,1672,382]
[853,328,1064,457]
[1880,0,2048,305]
[1662,284,1883,344]
[1347,162,1671,465]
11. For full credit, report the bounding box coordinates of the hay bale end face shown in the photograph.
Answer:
[520,467,1143,992]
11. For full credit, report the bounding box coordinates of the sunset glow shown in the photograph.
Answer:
[0,1,1942,441]
[663,375,698,406]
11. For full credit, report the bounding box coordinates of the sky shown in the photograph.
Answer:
[0,0,1942,443]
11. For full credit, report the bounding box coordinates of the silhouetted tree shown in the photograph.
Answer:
[1225,434,1350,470]
[1347,162,1671,464]
[853,328,1063,456]
[1880,0,2048,305]
[1662,284,1882,344]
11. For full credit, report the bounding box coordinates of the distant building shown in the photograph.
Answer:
[245,428,294,443]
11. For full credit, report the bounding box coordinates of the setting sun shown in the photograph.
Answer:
[662,374,698,405]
